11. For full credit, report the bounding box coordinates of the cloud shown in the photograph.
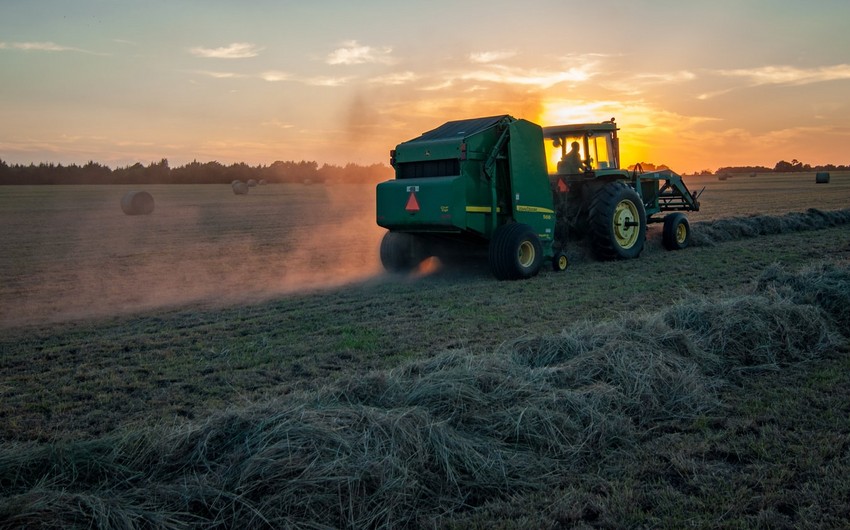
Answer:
[458,64,595,88]
[326,40,394,65]
[635,71,697,83]
[468,50,517,64]
[260,70,291,82]
[0,41,101,54]
[189,42,263,59]
[368,71,418,85]
[303,76,355,87]
[261,119,295,129]
[718,64,850,86]
[195,70,248,79]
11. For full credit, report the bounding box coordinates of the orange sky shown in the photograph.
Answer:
[2,1,850,174]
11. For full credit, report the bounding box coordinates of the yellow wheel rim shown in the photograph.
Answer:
[558,255,568,270]
[612,199,640,249]
[518,240,536,267]
[675,222,688,244]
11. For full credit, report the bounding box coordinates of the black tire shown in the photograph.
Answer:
[488,223,543,280]
[552,251,569,272]
[380,232,423,273]
[588,181,646,260]
[662,212,691,250]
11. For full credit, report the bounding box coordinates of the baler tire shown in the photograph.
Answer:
[380,231,423,273]
[662,212,691,250]
[489,223,543,280]
[588,181,646,260]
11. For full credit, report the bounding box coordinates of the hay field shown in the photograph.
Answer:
[683,170,850,221]
[0,183,384,327]
[1,172,847,328]
[1,172,850,528]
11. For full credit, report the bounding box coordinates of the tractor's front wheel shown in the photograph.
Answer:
[662,212,691,250]
[588,181,647,260]
[552,251,569,272]
[380,231,424,273]
[489,223,543,280]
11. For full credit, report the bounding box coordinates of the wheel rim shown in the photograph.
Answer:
[612,199,640,249]
[558,255,568,270]
[675,222,688,244]
[518,240,536,268]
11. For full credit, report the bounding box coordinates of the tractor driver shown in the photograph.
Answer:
[558,141,582,174]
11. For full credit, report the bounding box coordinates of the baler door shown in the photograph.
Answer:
[507,120,556,244]
[376,176,465,232]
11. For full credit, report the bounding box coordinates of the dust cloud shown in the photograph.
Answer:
[0,183,388,328]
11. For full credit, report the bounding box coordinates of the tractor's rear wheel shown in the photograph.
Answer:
[380,231,424,273]
[588,181,647,260]
[489,223,543,280]
[662,212,691,250]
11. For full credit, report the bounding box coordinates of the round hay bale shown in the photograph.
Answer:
[258,179,267,185]
[717,174,728,181]
[120,190,155,215]
[232,180,249,195]
[247,179,258,187]
[816,172,830,184]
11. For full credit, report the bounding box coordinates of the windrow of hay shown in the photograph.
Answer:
[690,207,850,246]
[2,263,848,529]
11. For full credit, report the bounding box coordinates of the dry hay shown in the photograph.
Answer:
[816,172,830,184]
[231,180,249,195]
[755,261,850,330]
[247,179,258,187]
[119,190,155,215]
[690,207,850,247]
[2,263,848,529]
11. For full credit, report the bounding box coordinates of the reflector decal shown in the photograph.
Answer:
[405,192,420,212]
[516,205,555,214]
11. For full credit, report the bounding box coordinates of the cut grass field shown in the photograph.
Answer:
[1,173,849,528]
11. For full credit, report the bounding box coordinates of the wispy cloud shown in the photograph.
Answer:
[468,50,517,64]
[459,64,595,88]
[326,40,394,65]
[302,75,355,87]
[368,71,418,85]
[261,118,295,129]
[189,42,263,59]
[697,64,850,100]
[634,71,697,83]
[0,41,102,54]
[260,70,291,82]
[718,64,850,86]
[195,70,248,79]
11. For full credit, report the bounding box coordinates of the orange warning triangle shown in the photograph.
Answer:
[557,178,569,193]
[405,192,420,212]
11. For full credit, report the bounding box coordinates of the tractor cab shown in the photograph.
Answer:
[542,119,620,178]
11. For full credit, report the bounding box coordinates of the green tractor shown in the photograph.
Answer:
[376,115,701,280]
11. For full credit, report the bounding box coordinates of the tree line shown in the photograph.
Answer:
[1,156,846,185]
[701,160,848,176]
[0,158,394,185]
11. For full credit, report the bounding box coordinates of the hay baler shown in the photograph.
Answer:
[376,115,700,280]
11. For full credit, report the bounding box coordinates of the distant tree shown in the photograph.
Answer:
[144,159,170,183]
[773,159,810,172]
